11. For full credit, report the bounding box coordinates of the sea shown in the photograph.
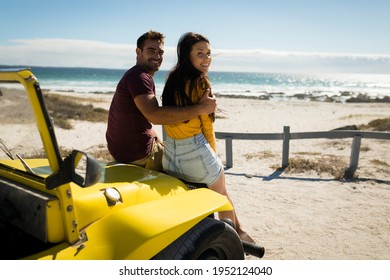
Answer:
[2,66,390,102]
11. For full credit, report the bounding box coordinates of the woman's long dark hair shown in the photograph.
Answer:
[162,32,210,108]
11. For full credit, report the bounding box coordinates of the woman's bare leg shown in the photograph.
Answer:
[208,169,255,243]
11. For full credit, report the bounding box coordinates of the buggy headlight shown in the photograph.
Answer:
[104,187,121,205]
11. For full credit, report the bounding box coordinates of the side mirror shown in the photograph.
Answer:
[71,150,101,187]
[46,150,101,190]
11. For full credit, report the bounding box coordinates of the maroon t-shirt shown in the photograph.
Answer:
[106,65,155,163]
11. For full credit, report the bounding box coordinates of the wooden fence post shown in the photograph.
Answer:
[225,136,233,169]
[282,126,290,168]
[348,134,362,175]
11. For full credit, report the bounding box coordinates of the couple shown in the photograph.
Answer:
[106,30,255,244]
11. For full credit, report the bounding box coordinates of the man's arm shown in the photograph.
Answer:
[134,89,216,125]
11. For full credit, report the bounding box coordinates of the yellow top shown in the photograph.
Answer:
[163,76,216,152]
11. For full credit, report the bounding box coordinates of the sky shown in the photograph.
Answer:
[1,0,390,74]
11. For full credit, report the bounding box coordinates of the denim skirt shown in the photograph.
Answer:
[162,133,223,186]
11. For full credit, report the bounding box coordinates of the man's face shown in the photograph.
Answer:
[136,39,164,74]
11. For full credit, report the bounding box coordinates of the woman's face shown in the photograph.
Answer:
[189,41,211,74]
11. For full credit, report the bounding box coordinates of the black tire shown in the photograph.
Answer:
[152,217,244,260]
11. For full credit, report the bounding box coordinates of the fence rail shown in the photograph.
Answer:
[215,126,390,176]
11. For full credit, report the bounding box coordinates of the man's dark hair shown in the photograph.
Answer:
[137,30,165,50]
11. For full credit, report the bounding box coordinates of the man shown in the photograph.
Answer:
[106,31,216,171]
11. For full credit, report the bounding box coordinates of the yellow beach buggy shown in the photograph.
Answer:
[0,69,263,260]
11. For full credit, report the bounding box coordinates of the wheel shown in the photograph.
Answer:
[151,217,244,260]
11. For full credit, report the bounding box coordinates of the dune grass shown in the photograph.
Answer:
[44,93,108,129]
[277,156,349,179]
[358,117,390,131]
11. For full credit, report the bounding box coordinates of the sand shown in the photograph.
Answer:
[2,88,390,260]
[213,98,390,260]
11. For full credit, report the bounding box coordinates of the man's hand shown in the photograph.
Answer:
[198,89,216,115]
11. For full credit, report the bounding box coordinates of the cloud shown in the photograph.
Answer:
[1,38,389,74]
[0,38,133,69]
[212,49,390,74]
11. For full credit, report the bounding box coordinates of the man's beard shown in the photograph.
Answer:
[143,59,161,73]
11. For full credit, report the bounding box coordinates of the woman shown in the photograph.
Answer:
[161,32,255,243]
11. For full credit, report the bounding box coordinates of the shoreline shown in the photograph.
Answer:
[45,88,390,103]
[214,92,390,103]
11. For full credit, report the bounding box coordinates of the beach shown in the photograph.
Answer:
[2,87,390,260]
[46,91,390,260]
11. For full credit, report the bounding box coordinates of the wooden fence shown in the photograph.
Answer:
[215,126,390,176]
